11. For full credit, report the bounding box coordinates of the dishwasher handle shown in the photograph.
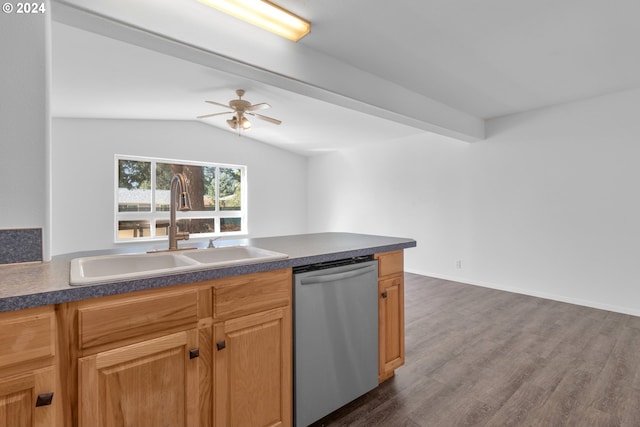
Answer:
[299,264,377,285]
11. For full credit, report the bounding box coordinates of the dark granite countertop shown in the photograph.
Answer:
[0,232,416,312]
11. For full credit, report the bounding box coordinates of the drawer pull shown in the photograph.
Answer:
[216,340,226,351]
[189,348,200,359]
[35,392,54,407]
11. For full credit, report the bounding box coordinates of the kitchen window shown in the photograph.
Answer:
[115,156,246,242]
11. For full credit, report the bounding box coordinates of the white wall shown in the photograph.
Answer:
[0,8,50,255]
[308,88,640,315]
[51,118,307,255]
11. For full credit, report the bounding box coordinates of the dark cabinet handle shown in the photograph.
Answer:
[189,348,200,359]
[35,392,54,407]
[381,291,388,299]
[216,340,226,351]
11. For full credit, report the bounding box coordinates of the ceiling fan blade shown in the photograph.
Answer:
[248,112,282,125]
[205,100,233,109]
[246,103,271,111]
[196,111,233,119]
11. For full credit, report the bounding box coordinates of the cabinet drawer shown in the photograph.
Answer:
[375,251,404,277]
[78,288,198,350]
[0,306,55,368]
[213,269,291,320]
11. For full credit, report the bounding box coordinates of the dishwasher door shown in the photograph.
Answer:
[294,260,379,427]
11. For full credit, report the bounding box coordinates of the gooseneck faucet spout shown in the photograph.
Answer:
[168,173,192,251]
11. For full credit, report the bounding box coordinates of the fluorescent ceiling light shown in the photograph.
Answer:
[197,0,310,41]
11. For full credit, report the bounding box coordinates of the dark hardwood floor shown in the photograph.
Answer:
[311,273,640,426]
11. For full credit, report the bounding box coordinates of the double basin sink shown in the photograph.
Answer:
[70,246,289,286]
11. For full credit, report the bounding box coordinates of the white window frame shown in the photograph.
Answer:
[114,155,248,243]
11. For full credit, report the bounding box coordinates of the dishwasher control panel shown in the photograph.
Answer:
[292,254,374,274]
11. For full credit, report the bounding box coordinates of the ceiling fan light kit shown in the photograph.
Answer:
[196,0,310,41]
[226,115,252,132]
[198,89,281,136]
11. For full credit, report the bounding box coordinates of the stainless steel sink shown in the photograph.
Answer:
[69,246,288,286]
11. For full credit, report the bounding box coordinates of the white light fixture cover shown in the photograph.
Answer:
[197,0,310,41]
[240,116,251,130]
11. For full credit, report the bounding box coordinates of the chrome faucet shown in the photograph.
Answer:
[168,173,192,251]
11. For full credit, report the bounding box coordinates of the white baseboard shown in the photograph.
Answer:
[405,268,640,318]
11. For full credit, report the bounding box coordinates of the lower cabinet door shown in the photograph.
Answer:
[213,307,292,427]
[78,330,199,427]
[379,275,405,382]
[0,367,56,427]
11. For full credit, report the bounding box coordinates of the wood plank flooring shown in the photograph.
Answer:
[311,273,640,426]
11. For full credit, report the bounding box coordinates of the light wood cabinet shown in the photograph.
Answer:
[0,367,56,427]
[55,269,291,427]
[78,330,200,427]
[63,284,210,427]
[2,253,404,425]
[213,307,291,427]
[375,251,405,383]
[212,269,292,427]
[0,306,58,427]
[76,286,201,352]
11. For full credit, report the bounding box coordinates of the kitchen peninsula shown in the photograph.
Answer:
[0,232,415,427]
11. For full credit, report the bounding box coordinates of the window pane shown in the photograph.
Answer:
[155,219,193,236]
[219,168,241,211]
[202,167,216,211]
[220,217,242,232]
[156,164,216,212]
[155,220,169,237]
[155,163,172,212]
[156,219,215,236]
[118,160,151,212]
[189,218,216,234]
[118,220,151,239]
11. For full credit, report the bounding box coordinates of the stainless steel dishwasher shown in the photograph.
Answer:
[293,256,379,427]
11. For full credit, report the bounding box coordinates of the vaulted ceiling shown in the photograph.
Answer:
[51,0,640,155]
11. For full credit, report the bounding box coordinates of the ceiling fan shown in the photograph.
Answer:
[197,89,282,135]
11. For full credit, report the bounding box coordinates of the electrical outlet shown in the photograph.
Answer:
[456,260,462,269]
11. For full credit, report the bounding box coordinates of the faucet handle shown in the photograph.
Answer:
[208,237,222,248]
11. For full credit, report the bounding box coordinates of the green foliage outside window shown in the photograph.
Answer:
[118,160,151,189]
